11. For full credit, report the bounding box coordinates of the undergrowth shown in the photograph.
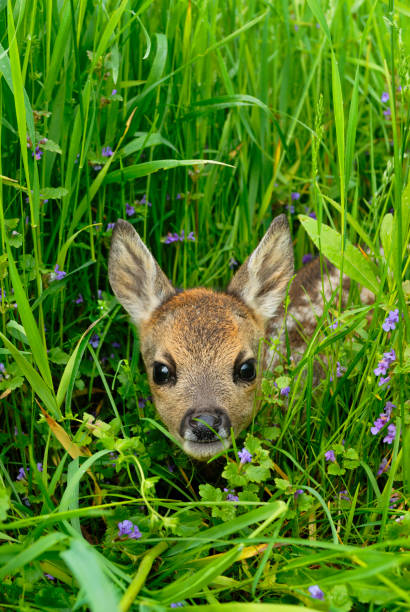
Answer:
[0,0,409,610]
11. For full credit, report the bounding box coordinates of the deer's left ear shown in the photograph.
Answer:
[227,215,294,325]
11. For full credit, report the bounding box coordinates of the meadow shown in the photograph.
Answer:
[0,0,409,610]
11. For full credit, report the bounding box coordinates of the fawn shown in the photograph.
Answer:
[108,215,352,460]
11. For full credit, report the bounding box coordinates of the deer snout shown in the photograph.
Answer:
[180,408,231,443]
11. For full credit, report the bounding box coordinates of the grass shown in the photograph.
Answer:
[0,0,409,610]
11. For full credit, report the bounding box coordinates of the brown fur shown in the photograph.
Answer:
[108,217,361,460]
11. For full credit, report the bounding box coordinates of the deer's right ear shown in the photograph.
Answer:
[108,220,175,326]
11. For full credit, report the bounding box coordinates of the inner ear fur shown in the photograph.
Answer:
[108,219,175,326]
[227,215,294,324]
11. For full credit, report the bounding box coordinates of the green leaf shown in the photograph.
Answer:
[48,347,70,365]
[328,463,346,476]
[199,484,222,503]
[0,484,10,522]
[246,464,270,483]
[121,132,178,157]
[104,158,232,184]
[61,538,120,612]
[222,462,247,487]
[298,215,380,294]
[39,186,69,199]
[0,533,67,581]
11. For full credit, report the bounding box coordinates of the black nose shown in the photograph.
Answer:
[181,408,231,442]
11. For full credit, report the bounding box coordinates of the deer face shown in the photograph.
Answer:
[108,217,294,459]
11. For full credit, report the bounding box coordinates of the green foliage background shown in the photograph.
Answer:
[0,0,409,610]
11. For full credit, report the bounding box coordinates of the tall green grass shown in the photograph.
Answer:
[0,0,409,610]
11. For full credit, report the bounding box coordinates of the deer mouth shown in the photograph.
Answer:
[182,438,231,460]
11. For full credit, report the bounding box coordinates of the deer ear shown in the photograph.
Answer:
[108,220,175,326]
[227,215,294,324]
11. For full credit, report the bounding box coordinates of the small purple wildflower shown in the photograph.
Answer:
[377,457,389,476]
[32,146,43,161]
[291,191,301,200]
[374,359,389,376]
[227,493,239,502]
[378,376,391,387]
[92,163,102,171]
[229,257,238,269]
[75,293,84,304]
[111,89,117,96]
[165,230,195,244]
[16,467,27,481]
[44,573,55,580]
[125,203,135,217]
[0,363,5,373]
[309,211,317,219]
[107,222,116,230]
[280,386,290,397]
[112,341,121,349]
[97,289,103,300]
[384,401,395,417]
[382,309,399,332]
[336,362,346,378]
[308,585,324,600]
[324,450,336,463]
[238,448,252,464]
[139,194,152,207]
[330,320,339,330]
[339,489,350,501]
[286,204,295,214]
[89,334,100,349]
[54,264,67,280]
[37,462,43,472]
[383,108,391,119]
[383,423,396,444]
[381,92,389,103]
[302,253,313,265]
[102,146,114,157]
[294,489,304,499]
[383,349,396,364]
[176,193,183,199]
[389,493,400,508]
[170,604,184,609]
[129,525,142,539]
[118,520,134,537]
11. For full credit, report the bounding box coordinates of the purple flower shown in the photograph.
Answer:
[89,334,100,349]
[339,489,350,501]
[165,230,195,244]
[97,289,103,300]
[336,362,345,378]
[383,349,396,365]
[37,462,43,472]
[384,401,396,418]
[107,222,116,230]
[374,358,389,376]
[44,573,55,580]
[102,146,114,157]
[383,423,396,444]
[238,448,252,464]
[294,489,304,499]
[377,457,389,476]
[308,585,324,600]
[302,253,313,265]
[286,204,295,214]
[324,450,336,462]
[227,493,239,502]
[383,108,391,119]
[129,525,142,539]
[382,309,399,332]
[229,257,238,269]
[176,193,183,199]
[170,604,184,609]
[378,375,391,387]
[32,146,43,161]
[54,264,67,280]
[0,362,5,373]
[75,293,84,304]
[280,386,290,397]
[139,194,152,207]
[118,520,134,536]
[112,341,121,349]
[111,89,117,96]
[291,191,301,200]
[16,467,27,481]
[125,203,135,217]
[330,320,339,330]
[381,92,389,103]
[92,163,102,171]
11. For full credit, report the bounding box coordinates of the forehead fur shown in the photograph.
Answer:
[141,288,262,361]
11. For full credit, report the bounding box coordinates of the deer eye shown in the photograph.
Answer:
[235,359,256,383]
[153,362,174,385]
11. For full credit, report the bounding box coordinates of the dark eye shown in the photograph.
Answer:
[236,359,256,383]
[153,362,174,385]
